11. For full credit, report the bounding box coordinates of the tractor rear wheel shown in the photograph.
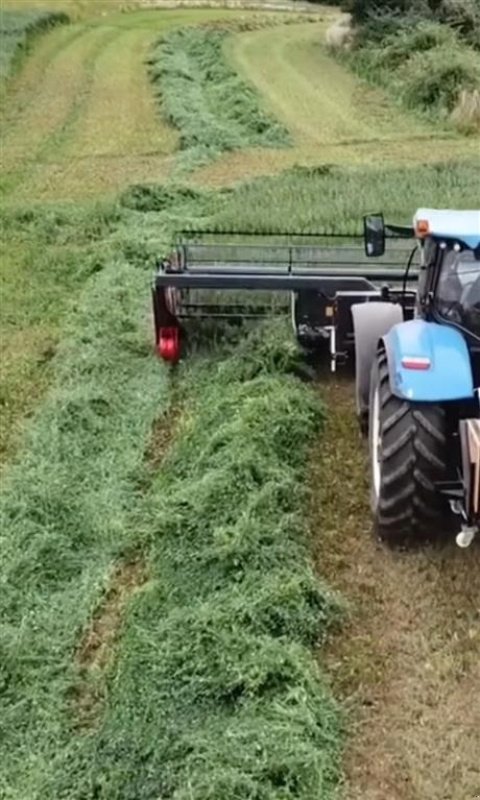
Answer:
[369,350,450,545]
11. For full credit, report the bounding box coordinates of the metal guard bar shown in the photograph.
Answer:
[155,269,417,292]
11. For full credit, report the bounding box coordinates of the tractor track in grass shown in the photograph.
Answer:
[311,377,480,800]
[73,558,149,731]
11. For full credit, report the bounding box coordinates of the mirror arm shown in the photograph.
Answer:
[385,224,414,239]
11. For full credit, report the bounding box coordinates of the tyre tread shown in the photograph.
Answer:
[370,350,450,545]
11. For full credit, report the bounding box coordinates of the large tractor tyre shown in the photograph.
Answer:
[369,349,450,546]
[352,302,404,437]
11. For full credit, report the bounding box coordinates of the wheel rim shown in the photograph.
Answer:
[371,384,382,501]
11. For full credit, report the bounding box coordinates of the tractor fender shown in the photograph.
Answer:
[352,302,404,428]
[383,319,474,402]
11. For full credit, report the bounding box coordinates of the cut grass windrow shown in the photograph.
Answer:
[46,322,342,800]
[2,286,339,800]
[0,187,341,798]
[0,202,170,798]
[149,24,291,173]
[0,202,126,462]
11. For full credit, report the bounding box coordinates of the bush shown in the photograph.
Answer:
[356,20,457,74]
[398,44,480,114]
[438,0,480,50]
[346,0,480,49]
[348,15,480,126]
[347,0,432,23]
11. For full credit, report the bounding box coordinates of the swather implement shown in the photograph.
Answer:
[152,210,480,547]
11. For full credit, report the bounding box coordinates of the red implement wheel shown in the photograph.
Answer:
[158,327,180,363]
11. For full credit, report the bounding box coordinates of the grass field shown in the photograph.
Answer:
[0,8,268,202]
[0,6,283,455]
[0,204,120,460]
[1,4,479,798]
[0,173,343,797]
[193,20,479,185]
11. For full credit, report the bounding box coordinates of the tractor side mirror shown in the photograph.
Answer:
[364,214,385,258]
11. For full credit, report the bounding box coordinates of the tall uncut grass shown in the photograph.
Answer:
[148,26,290,172]
[211,162,480,232]
[0,9,69,82]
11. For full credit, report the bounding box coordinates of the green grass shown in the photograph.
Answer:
[1,9,289,203]
[208,161,480,231]
[0,8,69,83]
[125,161,480,234]
[148,25,290,173]
[0,203,124,461]
[0,193,342,796]
[0,200,170,798]
[35,323,342,800]
[2,159,480,797]
[1,7,480,796]
[1,1,142,20]
[193,20,480,187]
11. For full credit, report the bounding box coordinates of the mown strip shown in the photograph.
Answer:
[0,9,69,83]
[148,25,290,172]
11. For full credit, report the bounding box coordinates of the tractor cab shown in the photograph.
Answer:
[359,207,480,547]
[435,248,480,338]
[413,209,480,341]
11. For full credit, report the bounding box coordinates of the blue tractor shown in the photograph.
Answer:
[354,209,480,547]
[153,209,479,547]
